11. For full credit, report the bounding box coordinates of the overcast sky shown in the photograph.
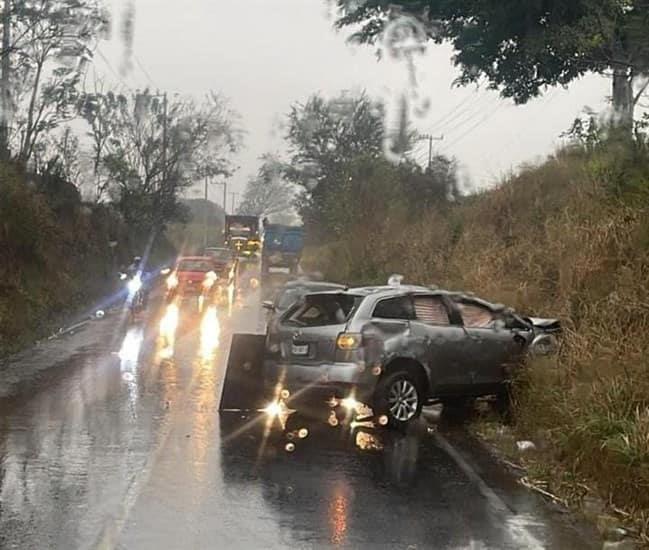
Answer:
[98,0,613,208]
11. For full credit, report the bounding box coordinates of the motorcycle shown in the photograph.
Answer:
[120,271,147,321]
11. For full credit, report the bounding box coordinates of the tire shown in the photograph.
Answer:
[374,369,424,429]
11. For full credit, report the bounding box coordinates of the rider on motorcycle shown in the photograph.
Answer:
[122,256,149,308]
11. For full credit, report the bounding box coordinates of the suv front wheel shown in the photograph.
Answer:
[374,370,424,428]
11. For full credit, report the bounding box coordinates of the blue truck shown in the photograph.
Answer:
[261,224,305,276]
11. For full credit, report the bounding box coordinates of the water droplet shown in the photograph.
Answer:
[285,442,295,452]
[298,428,308,439]
[280,389,290,399]
[122,372,134,382]
[372,366,382,376]
[378,415,389,426]
[328,412,339,427]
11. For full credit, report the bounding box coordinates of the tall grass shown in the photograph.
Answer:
[305,144,649,513]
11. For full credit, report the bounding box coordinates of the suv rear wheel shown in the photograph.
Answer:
[374,370,424,428]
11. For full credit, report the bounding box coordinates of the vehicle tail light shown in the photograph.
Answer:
[337,333,362,351]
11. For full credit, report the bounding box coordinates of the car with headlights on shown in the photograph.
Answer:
[165,256,222,309]
[264,284,559,428]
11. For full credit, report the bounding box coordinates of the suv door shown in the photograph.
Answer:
[454,300,519,393]
[408,294,468,396]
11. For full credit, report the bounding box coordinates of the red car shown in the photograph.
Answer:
[166,256,218,298]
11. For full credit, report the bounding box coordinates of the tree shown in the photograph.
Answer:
[285,90,385,188]
[285,90,386,235]
[237,154,296,224]
[5,0,109,166]
[333,1,649,128]
[99,89,241,235]
[34,125,82,185]
[78,80,125,201]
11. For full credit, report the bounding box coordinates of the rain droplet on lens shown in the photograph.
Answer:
[285,442,295,452]
[378,415,389,426]
[328,412,339,427]
[280,389,290,399]
[372,366,382,376]
[298,428,308,439]
[122,372,134,382]
[286,432,295,440]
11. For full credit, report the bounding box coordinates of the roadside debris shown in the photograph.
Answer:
[516,440,537,452]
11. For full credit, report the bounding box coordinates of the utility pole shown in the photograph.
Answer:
[419,133,444,170]
[161,92,168,190]
[229,191,238,214]
[1,0,11,161]
[203,175,209,250]
[213,179,227,213]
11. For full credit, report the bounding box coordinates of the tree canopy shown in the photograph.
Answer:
[333,0,649,125]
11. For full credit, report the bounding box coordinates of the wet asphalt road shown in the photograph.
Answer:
[0,288,599,549]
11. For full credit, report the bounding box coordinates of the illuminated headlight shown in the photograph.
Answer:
[166,273,178,289]
[341,396,359,411]
[203,270,218,289]
[128,275,142,294]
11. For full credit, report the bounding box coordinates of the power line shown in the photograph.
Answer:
[134,54,158,89]
[428,89,487,131]
[95,46,132,92]
[441,102,507,152]
[437,94,501,137]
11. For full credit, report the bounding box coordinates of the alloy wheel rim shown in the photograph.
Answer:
[387,379,418,421]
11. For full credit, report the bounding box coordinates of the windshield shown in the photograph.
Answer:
[177,259,213,272]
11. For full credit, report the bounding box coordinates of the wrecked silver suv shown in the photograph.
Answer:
[264,285,558,427]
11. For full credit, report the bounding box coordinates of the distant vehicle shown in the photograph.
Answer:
[261,224,304,275]
[263,280,346,345]
[264,283,559,428]
[224,215,260,257]
[205,247,237,272]
[165,256,224,310]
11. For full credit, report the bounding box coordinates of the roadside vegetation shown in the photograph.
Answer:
[300,124,649,536]
[0,162,126,354]
[0,2,241,356]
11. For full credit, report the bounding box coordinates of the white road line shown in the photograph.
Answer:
[434,432,545,549]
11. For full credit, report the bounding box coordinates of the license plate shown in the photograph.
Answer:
[291,344,309,356]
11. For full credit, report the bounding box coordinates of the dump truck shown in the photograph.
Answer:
[261,224,304,276]
[224,215,260,257]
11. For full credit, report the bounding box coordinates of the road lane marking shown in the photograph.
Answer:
[434,432,545,549]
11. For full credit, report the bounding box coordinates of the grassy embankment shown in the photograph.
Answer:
[0,163,160,356]
[303,142,649,536]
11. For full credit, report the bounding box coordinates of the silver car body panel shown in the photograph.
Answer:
[267,285,540,403]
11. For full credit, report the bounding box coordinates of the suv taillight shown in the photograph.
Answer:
[336,333,362,351]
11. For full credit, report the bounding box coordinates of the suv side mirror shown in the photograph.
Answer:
[262,300,275,311]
